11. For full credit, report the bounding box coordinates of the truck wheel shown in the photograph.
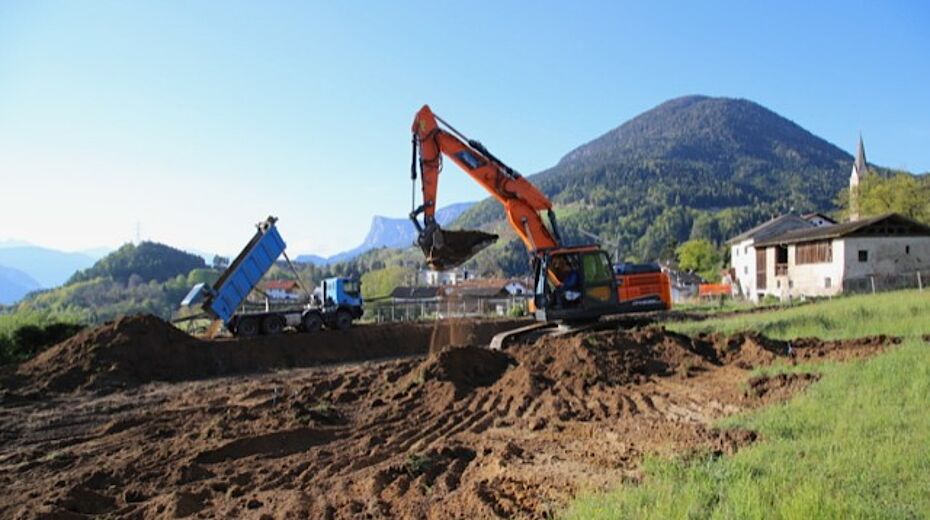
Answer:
[237,317,259,337]
[261,315,285,335]
[334,310,353,331]
[302,313,323,333]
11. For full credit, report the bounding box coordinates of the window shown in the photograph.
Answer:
[342,281,360,296]
[789,280,794,289]
[744,266,748,275]
[796,241,833,264]
[825,277,832,288]
[906,245,911,255]
[858,250,868,263]
[775,246,789,275]
[582,252,613,284]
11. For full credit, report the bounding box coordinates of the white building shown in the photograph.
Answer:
[728,214,815,300]
[419,268,471,286]
[749,213,930,301]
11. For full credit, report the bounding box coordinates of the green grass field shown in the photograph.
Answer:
[563,290,930,519]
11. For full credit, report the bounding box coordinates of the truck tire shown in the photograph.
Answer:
[261,315,285,335]
[236,317,259,337]
[302,312,323,333]
[334,309,353,331]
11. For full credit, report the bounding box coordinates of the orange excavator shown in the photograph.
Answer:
[409,105,671,333]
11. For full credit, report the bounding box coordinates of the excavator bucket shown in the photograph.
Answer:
[418,225,498,271]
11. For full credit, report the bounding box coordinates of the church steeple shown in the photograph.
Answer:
[849,133,868,221]
[853,132,869,179]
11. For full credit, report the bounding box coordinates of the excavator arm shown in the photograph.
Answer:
[410,105,563,270]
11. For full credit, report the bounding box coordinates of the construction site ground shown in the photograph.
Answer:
[0,314,898,519]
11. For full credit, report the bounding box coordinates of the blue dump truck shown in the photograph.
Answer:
[181,216,363,337]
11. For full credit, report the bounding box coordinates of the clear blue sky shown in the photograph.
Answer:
[1,1,927,256]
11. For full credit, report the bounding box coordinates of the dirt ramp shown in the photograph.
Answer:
[12,315,528,395]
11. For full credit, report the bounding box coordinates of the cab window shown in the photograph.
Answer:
[582,252,612,284]
[342,280,360,296]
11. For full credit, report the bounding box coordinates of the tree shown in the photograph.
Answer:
[839,171,930,224]
[676,239,721,282]
[360,266,411,300]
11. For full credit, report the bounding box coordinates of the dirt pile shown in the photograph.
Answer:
[746,372,821,403]
[0,325,901,519]
[700,331,898,368]
[15,315,200,393]
[9,315,529,395]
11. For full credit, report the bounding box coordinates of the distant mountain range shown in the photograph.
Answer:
[455,95,856,268]
[296,202,475,264]
[0,246,97,289]
[0,265,41,305]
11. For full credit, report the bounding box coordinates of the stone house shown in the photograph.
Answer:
[728,214,815,300]
[749,213,930,301]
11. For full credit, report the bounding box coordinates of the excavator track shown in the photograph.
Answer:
[488,314,658,350]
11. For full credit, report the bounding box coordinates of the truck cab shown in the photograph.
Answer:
[318,277,364,329]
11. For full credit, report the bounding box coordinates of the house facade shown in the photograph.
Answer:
[419,268,471,286]
[261,279,303,301]
[750,214,930,301]
[728,215,815,300]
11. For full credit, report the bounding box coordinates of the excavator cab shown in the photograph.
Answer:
[533,247,619,322]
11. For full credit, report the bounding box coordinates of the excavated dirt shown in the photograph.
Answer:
[745,373,822,404]
[3,315,529,396]
[0,318,900,519]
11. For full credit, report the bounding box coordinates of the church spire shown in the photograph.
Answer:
[849,133,868,221]
[854,133,867,178]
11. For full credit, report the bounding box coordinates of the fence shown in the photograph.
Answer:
[365,296,531,323]
[843,270,928,295]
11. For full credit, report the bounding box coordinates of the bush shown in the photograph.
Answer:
[0,321,85,365]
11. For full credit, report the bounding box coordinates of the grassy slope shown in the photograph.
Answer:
[564,290,930,519]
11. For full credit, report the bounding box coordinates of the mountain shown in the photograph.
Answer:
[0,246,96,288]
[0,265,41,305]
[68,241,207,285]
[455,95,854,269]
[296,202,475,264]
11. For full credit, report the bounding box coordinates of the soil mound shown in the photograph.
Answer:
[746,372,821,403]
[420,346,514,397]
[11,315,528,395]
[790,335,900,361]
[703,332,787,368]
[17,315,199,393]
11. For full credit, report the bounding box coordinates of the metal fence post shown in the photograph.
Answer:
[870,276,876,295]
[918,271,924,292]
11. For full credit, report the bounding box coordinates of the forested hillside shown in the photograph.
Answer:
[455,96,855,273]
[68,242,205,284]
[8,243,215,325]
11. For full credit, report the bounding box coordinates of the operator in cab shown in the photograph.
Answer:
[551,256,582,307]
